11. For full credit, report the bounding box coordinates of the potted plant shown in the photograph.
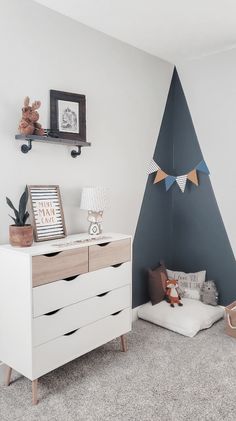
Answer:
[6,186,33,247]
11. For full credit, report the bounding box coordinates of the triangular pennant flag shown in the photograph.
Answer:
[187,169,198,186]
[147,159,160,174]
[165,175,176,191]
[176,175,187,193]
[154,169,167,184]
[196,160,210,175]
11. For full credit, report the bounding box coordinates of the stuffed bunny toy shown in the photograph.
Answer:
[18,96,44,136]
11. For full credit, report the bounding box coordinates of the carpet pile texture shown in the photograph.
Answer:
[1,319,236,421]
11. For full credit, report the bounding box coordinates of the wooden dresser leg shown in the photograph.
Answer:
[32,379,38,405]
[4,366,12,386]
[120,334,128,352]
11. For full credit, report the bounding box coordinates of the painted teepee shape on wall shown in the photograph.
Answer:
[133,68,236,308]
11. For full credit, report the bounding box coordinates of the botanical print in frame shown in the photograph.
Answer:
[28,185,67,242]
[50,90,86,141]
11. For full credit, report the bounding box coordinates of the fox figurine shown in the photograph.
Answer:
[166,279,183,308]
[87,210,103,235]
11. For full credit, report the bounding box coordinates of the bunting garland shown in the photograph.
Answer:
[148,159,210,193]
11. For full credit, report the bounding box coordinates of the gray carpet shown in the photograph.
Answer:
[1,319,236,421]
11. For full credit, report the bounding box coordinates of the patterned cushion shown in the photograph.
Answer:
[166,269,206,300]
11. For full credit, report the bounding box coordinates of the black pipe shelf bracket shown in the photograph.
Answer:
[21,139,32,154]
[15,134,91,158]
[71,146,81,158]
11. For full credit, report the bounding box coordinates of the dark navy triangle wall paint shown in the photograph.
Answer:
[133,68,236,308]
[171,69,236,305]
[132,71,175,308]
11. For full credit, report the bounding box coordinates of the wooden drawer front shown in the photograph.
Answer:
[32,308,131,379]
[33,262,131,317]
[33,285,131,346]
[89,239,131,272]
[32,248,88,287]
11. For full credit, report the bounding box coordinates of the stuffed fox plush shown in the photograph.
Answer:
[166,279,183,308]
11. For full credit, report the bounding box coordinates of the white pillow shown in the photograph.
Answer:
[166,269,206,300]
[138,298,224,337]
[183,288,200,300]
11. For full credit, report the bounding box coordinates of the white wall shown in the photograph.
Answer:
[178,51,236,257]
[0,0,173,243]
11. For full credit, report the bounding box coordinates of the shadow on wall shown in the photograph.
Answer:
[132,68,236,308]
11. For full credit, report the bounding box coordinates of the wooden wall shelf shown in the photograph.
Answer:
[15,134,91,158]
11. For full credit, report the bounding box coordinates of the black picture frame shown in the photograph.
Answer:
[50,90,86,141]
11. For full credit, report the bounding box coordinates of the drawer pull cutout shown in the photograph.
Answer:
[111,263,123,268]
[97,242,110,247]
[43,252,61,257]
[64,329,79,336]
[111,310,122,316]
[44,309,61,316]
[63,274,80,282]
[97,291,110,297]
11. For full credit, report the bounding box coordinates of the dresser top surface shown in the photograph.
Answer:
[0,233,131,256]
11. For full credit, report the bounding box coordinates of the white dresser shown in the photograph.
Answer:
[0,233,132,404]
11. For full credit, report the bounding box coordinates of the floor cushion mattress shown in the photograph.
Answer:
[138,298,224,337]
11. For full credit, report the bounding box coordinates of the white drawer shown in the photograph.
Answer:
[32,308,131,379]
[33,262,131,317]
[33,285,131,346]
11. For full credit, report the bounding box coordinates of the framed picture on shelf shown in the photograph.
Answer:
[27,185,67,242]
[50,90,86,141]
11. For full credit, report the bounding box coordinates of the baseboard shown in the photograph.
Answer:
[132,306,141,322]
[0,362,5,383]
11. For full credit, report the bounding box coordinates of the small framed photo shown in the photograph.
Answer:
[28,185,67,242]
[50,90,86,141]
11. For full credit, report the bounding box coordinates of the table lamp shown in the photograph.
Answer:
[80,187,108,236]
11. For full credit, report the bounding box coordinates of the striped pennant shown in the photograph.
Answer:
[147,159,160,174]
[176,175,187,193]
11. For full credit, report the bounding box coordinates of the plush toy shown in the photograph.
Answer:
[200,280,219,306]
[18,96,44,136]
[166,279,183,308]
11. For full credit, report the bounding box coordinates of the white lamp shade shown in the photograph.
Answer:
[80,187,108,211]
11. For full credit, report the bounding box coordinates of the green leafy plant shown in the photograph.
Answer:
[6,186,30,226]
